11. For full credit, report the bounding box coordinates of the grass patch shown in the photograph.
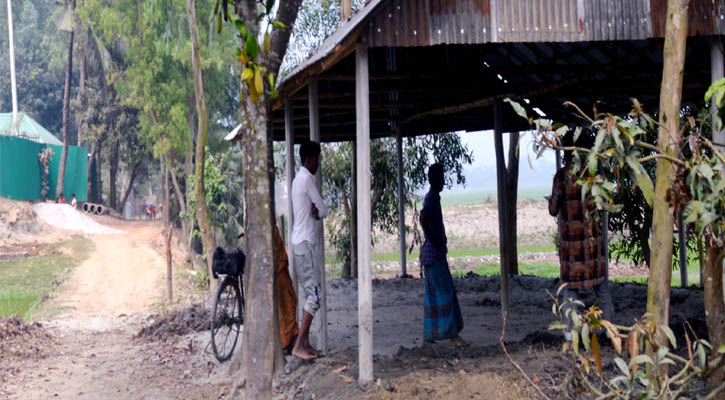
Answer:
[0,235,93,319]
[611,263,702,287]
[359,244,557,264]
[467,262,560,278]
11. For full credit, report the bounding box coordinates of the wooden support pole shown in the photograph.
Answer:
[493,99,509,319]
[284,98,300,322]
[351,139,358,279]
[356,43,373,384]
[308,77,327,354]
[396,128,407,277]
[602,211,609,281]
[678,211,688,287]
[711,36,725,299]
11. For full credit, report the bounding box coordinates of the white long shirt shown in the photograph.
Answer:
[291,166,329,245]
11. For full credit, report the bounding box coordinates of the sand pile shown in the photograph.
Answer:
[0,197,53,246]
[32,203,122,234]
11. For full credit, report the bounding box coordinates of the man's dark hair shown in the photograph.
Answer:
[428,163,444,185]
[71,193,76,197]
[299,140,321,163]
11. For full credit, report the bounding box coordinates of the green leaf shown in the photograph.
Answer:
[718,343,725,354]
[504,98,528,120]
[235,20,246,32]
[659,325,677,349]
[630,354,654,367]
[635,167,654,207]
[571,328,579,354]
[705,77,725,102]
[614,357,630,378]
[246,33,259,61]
[272,20,287,29]
[548,321,567,331]
[582,323,591,352]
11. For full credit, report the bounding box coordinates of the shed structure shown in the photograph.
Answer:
[272,0,725,383]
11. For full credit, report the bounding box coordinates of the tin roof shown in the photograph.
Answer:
[273,0,721,142]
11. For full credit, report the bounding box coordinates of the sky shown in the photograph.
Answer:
[456,130,557,191]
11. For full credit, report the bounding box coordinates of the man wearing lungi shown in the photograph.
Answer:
[549,135,614,339]
[290,140,328,359]
[419,163,464,342]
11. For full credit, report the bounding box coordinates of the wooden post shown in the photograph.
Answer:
[555,149,562,251]
[711,36,725,298]
[351,139,358,279]
[678,211,688,287]
[493,99,509,319]
[396,128,407,277]
[284,98,300,322]
[602,211,609,281]
[356,43,373,384]
[308,77,327,354]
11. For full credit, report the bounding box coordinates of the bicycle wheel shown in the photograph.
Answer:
[211,276,243,362]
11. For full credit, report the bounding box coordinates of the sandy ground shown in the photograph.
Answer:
[0,198,711,399]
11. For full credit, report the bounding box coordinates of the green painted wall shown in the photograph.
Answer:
[0,136,88,201]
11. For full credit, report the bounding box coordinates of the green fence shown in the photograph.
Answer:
[0,136,88,201]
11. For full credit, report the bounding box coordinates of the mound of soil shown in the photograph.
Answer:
[0,315,56,362]
[136,303,210,342]
[0,196,53,246]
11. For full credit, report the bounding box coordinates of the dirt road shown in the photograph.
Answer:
[2,220,220,399]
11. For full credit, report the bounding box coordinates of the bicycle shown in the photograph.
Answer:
[210,243,246,362]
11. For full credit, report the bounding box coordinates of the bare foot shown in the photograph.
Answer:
[292,346,317,360]
[305,345,321,356]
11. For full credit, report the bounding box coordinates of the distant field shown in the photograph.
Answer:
[440,186,551,207]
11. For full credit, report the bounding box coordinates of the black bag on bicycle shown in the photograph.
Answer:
[211,247,245,278]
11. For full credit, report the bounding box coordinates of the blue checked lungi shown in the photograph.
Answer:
[423,259,463,342]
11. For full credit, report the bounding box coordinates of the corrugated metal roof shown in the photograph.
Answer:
[359,0,722,47]
[276,0,722,108]
[362,0,491,46]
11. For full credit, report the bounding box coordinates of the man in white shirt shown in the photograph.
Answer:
[290,140,329,360]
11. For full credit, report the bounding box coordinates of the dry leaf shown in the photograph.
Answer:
[592,334,602,375]
[458,369,466,375]
[331,365,347,374]
[343,376,354,383]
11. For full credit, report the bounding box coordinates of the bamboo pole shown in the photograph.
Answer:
[284,98,300,322]
[356,43,373,384]
[397,128,407,277]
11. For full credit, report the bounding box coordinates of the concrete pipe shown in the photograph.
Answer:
[96,205,104,215]
[82,203,89,212]
[89,204,96,213]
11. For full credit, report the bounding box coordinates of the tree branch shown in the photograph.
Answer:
[267,0,303,74]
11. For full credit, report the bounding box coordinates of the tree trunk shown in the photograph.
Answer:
[109,139,119,211]
[95,151,102,204]
[229,1,301,396]
[232,99,283,399]
[646,0,689,383]
[57,2,75,199]
[119,165,138,213]
[169,168,188,249]
[164,160,173,303]
[185,0,216,295]
[340,0,352,20]
[505,131,520,275]
[704,244,724,391]
[87,142,96,201]
[76,35,86,147]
